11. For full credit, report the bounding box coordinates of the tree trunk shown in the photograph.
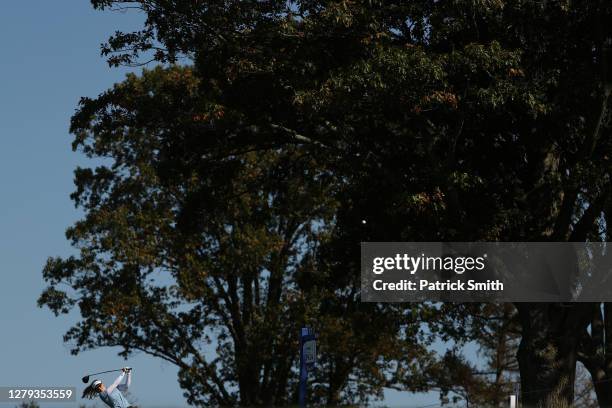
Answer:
[591,369,612,408]
[516,303,592,407]
[578,303,612,408]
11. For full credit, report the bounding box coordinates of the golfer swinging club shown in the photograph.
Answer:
[82,367,134,408]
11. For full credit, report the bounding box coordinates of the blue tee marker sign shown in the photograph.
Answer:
[299,327,316,407]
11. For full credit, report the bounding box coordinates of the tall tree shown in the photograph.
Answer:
[39,66,440,406]
[46,0,612,405]
[427,303,520,407]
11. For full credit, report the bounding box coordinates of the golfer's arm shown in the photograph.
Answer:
[107,372,125,394]
[126,371,131,388]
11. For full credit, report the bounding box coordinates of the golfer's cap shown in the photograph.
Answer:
[92,380,102,388]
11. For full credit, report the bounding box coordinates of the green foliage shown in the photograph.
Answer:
[40,0,612,406]
[83,0,612,243]
[40,66,440,406]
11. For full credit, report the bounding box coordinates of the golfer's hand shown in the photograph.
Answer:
[122,367,131,373]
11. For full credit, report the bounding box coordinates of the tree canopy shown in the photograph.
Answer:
[40,1,612,406]
[40,66,452,406]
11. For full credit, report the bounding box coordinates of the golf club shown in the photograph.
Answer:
[82,368,132,384]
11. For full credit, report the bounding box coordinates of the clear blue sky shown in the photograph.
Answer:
[0,2,440,407]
